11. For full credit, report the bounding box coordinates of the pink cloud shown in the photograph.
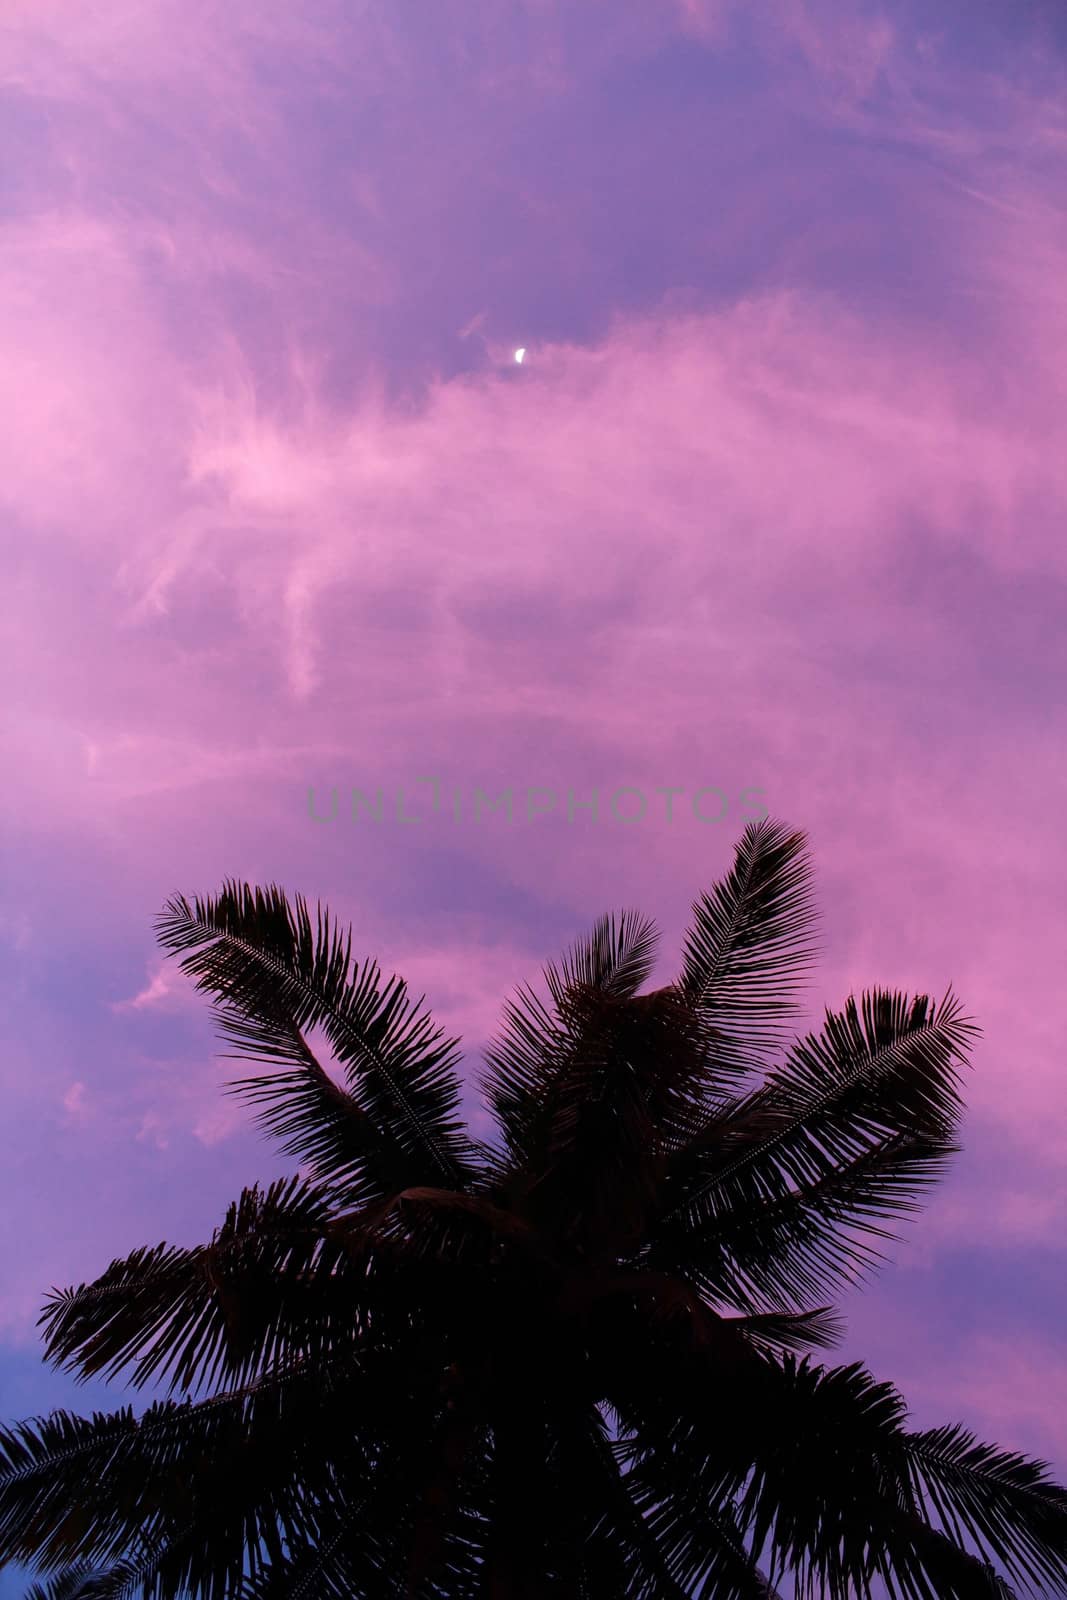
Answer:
[134,1110,169,1150]
[111,968,177,1012]
[3,238,1065,1170]
[900,1334,1067,1465]
[61,1081,88,1118]
[1,0,1065,1470]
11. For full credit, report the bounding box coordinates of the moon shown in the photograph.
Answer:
[514,347,526,364]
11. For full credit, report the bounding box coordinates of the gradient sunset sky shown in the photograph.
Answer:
[2,1,1066,1589]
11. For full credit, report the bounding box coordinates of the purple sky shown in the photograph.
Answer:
[2,0,1067,1580]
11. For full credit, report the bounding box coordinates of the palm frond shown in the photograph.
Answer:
[868,1512,1022,1600]
[0,1352,370,1583]
[28,1529,203,1600]
[660,1127,960,1314]
[479,907,659,1173]
[484,983,730,1251]
[653,990,976,1307]
[723,1307,845,1355]
[23,1569,116,1600]
[900,1423,1067,1596]
[647,1497,788,1600]
[679,820,818,1081]
[548,909,660,1003]
[36,1177,388,1394]
[730,1358,1064,1600]
[156,884,484,1200]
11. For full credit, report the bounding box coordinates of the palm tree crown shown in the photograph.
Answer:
[3,820,1065,1599]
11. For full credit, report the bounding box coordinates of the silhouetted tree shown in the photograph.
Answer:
[2,821,1064,1597]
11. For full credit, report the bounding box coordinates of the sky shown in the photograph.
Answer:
[1,0,1066,1590]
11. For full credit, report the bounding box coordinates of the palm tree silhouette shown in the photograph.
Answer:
[2,820,1065,1598]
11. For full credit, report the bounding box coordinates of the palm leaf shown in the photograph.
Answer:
[548,909,661,1002]
[679,819,818,1080]
[652,990,976,1308]
[662,1128,961,1314]
[155,884,484,1200]
[23,1570,116,1600]
[0,1353,373,1584]
[479,907,660,1172]
[723,1307,845,1355]
[615,1347,1056,1600]
[37,1177,384,1394]
[484,985,725,1251]
[900,1423,1067,1595]
[732,1358,1066,1600]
